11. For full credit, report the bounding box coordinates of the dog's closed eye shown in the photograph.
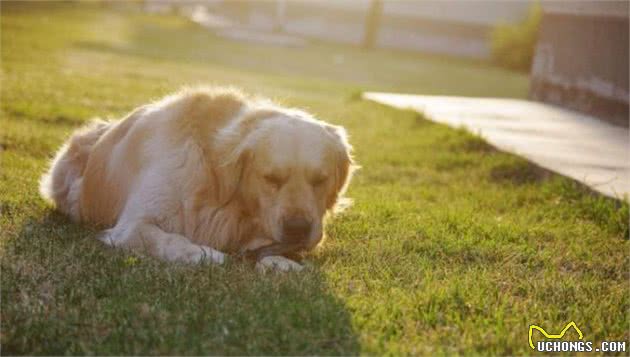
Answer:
[311,174,328,187]
[264,174,286,189]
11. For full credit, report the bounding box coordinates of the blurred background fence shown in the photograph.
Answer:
[142,0,628,127]
[146,0,532,59]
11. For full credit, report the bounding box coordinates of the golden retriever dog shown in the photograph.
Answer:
[40,87,356,271]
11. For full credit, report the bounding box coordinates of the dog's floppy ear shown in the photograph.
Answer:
[214,139,253,205]
[211,109,277,206]
[324,124,358,213]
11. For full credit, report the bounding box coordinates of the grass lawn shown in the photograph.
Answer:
[1,3,628,355]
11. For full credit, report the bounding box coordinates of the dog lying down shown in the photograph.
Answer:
[40,87,356,271]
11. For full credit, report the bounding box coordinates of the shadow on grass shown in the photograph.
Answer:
[410,114,629,238]
[487,155,628,237]
[489,160,552,185]
[487,157,629,237]
[1,212,360,355]
[549,179,630,238]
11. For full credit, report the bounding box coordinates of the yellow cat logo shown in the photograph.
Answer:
[529,321,584,349]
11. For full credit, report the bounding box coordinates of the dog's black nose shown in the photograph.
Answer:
[282,217,312,242]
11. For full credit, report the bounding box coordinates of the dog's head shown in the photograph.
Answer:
[216,108,356,251]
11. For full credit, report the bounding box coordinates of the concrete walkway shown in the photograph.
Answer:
[363,92,629,200]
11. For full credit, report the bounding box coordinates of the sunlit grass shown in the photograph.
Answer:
[1,3,627,355]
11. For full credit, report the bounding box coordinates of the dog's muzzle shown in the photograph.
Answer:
[282,216,312,243]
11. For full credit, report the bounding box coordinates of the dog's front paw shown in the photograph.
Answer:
[256,255,303,272]
[197,245,226,265]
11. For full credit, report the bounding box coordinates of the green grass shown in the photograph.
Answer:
[1,3,628,355]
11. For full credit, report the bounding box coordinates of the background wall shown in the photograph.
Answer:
[530,0,629,126]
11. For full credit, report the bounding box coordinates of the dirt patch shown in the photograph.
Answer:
[412,111,437,128]
[458,135,495,154]
[490,160,552,185]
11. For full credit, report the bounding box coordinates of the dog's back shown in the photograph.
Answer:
[40,88,247,227]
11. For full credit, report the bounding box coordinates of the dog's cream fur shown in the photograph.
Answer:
[40,87,356,270]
